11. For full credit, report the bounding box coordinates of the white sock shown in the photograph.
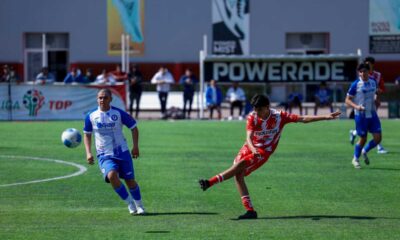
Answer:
[134,200,143,208]
[124,195,133,205]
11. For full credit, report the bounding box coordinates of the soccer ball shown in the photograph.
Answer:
[61,128,82,148]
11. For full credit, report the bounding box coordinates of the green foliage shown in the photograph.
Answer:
[0,120,399,239]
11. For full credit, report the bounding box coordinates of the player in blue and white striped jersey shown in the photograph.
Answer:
[83,88,145,215]
[345,63,382,169]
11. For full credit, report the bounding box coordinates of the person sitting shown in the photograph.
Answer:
[205,79,223,120]
[0,65,19,83]
[226,82,246,120]
[35,67,55,84]
[110,65,128,82]
[287,92,303,115]
[314,81,333,115]
[95,69,114,84]
[63,67,84,84]
[83,68,96,83]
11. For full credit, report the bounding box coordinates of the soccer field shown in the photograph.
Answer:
[0,119,399,240]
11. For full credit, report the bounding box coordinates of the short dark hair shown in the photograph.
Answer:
[364,56,375,64]
[98,88,112,97]
[357,63,370,71]
[250,94,270,108]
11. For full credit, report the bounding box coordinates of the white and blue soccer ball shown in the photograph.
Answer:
[61,128,82,148]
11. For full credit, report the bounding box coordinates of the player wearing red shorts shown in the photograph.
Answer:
[199,94,340,219]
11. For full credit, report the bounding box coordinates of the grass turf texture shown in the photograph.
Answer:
[0,120,399,239]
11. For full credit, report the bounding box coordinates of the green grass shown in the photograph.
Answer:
[0,119,399,239]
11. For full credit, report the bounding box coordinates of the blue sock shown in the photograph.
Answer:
[114,184,129,201]
[129,185,142,201]
[354,144,362,158]
[364,140,378,153]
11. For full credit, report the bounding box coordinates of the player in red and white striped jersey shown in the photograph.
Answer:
[199,94,340,219]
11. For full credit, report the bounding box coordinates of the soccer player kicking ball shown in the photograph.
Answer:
[199,94,340,219]
[84,88,145,215]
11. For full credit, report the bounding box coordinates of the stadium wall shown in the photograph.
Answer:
[0,0,399,82]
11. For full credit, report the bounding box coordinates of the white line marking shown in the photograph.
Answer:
[0,155,87,187]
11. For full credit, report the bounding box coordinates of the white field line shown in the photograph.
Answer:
[0,155,87,187]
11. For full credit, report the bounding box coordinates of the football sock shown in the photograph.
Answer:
[114,184,132,204]
[241,195,254,211]
[354,144,362,159]
[209,174,224,187]
[363,140,378,153]
[129,185,143,207]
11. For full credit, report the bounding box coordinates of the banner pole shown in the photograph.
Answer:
[121,34,125,72]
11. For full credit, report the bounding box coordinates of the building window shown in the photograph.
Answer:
[24,33,69,82]
[286,32,329,55]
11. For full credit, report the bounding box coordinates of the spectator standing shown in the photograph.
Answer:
[179,68,198,119]
[226,82,246,120]
[63,67,84,84]
[35,67,55,84]
[128,64,143,118]
[110,65,128,82]
[151,66,175,117]
[314,81,333,115]
[205,79,223,120]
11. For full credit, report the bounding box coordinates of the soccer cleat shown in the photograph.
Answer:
[135,206,146,215]
[377,147,388,154]
[199,179,210,191]
[352,158,361,169]
[238,210,258,220]
[361,151,370,165]
[349,130,356,145]
[128,202,137,215]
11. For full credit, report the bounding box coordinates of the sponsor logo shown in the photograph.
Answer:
[23,89,45,116]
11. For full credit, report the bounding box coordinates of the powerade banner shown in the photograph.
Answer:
[212,0,250,55]
[204,57,359,82]
[0,84,126,120]
[369,0,400,53]
[107,0,145,56]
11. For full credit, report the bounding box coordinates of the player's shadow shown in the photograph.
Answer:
[144,212,218,216]
[367,167,400,171]
[231,215,400,221]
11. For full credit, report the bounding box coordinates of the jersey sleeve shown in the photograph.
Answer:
[83,114,93,134]
[246,114,256,131]
[379,76,385,92]
[347,80,358,97]
[281,111,299,124]
[120,109,137,129]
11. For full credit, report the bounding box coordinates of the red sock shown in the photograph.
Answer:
[209,174,224,186]
[241,195,254,211]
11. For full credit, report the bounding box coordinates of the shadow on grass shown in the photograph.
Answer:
[231,215,400,221]
[144,212,218,216]
[145,231,171,234]
[368,167,400,171]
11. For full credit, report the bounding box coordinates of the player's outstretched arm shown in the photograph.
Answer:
[298,111,341,124]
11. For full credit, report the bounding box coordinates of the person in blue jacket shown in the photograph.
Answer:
[205,79,223,120]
